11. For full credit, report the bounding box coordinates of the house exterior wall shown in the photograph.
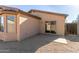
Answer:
[18,14,40,40]
[31,11,66,35]
[0,32,17,41]
[0,9,66,41]
[0,12,40,41]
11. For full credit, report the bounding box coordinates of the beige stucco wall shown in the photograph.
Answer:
[31,11,66,35]
[0,11,66,41]
[18,14,40,40]
[0,32,17,41]
[0,13,40,41]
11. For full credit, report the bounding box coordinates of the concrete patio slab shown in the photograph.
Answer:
[54,38,68,44]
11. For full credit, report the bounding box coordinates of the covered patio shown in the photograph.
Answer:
[0,6,41,41]
[0,6,18,41]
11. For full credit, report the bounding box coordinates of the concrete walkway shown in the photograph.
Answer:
[0,34,79,53]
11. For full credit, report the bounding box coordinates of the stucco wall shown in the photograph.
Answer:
[0,32,17,41]
[31,11,65,35]
[19,14,40,40]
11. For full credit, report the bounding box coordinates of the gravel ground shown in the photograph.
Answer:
[0,34,79,53]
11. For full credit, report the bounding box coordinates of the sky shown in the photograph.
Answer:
[8,5,79,23]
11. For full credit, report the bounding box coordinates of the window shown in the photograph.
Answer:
[7,16,16,33]
[0,16,4,32]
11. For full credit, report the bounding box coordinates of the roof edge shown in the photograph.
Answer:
[0,5,41,19]
[28,9,68,17]
[19,10,41,19]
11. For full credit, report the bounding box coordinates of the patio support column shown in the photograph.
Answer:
[16,14,20,41]
[3,14,7,33]
[1,14,7,41]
